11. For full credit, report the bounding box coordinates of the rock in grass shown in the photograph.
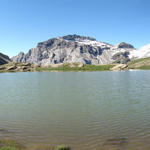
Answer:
[110,64,128,71]
[7,66,17,71]
[104,137,128,146]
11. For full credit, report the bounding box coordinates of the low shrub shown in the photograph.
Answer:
[54,145,70,150]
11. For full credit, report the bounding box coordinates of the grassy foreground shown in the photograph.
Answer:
[0,137,129,150]
[0,139,70,150]
[0,140,25,150]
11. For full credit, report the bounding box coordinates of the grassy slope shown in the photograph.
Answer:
[36,64,115,72]
[128,57,150,70]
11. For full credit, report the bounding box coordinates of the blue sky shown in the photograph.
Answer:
[0,0,150,57]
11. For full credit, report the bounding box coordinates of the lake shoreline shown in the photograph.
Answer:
[0,137,130,150]
[0,62,150,73]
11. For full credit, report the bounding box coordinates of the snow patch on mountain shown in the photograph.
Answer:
[129,44,150,59]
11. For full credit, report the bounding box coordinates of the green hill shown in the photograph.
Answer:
[128,57,150,70]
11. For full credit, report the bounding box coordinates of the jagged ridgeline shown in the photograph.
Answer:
[12,34,135,66]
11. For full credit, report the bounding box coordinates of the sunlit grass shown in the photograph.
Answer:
[0,147,20,150]
[36,64,115,72]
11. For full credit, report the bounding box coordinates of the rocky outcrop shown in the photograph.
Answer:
[112,51,130,64]
[12,35,135,66]
[110,64,129,71]
[0,52,11,65]
[117,42,134,49]
[0,62,36,72]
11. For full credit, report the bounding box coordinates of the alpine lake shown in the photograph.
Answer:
[0,71,150,150]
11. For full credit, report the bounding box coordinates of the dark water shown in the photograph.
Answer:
[0,71,150,150]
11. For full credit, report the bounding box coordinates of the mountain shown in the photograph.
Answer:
[0,52,11,65]
[12,34,135,66]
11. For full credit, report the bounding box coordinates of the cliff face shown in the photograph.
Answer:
[0,52,11,65]
[12,35,135,66]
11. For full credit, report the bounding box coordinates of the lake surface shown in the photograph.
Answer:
[0,71,150,150]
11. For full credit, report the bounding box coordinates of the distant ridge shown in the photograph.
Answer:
[0,52,11,65]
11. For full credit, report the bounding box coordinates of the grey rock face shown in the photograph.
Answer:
[12,52,25,62]
[0,52,11,65]
[62,34,96,41]
[12,35,135,66]
[112,51,130,64]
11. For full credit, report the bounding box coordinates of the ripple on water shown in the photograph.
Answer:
[0,72,150,150]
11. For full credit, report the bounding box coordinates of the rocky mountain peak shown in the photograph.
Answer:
[117,42,134,49]
[11,52,25,62]
[62,34,96,42]
[12,35,136,66]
